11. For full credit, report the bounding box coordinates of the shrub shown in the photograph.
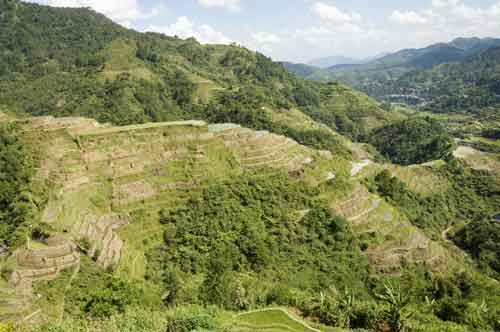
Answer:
[166,313,215,332]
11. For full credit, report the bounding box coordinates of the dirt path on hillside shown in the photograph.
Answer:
[442,226,454,242]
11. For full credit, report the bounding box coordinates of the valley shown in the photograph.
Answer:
[0,1,499,332]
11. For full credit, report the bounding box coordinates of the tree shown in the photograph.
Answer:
[200,243,235,309]
[162,267,181,306]
[376,283,412,332]
[83,277,140,318]
[0,123,36,247]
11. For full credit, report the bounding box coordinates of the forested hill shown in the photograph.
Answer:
[286,37,500,117]
[0,0,398,149]
[383,46,500,115]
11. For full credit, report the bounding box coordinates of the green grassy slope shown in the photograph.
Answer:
[233,308,323,332]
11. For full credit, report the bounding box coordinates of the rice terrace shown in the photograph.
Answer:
[0,0,499,331]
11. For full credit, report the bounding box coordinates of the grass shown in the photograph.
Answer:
[29,241,50,250]
[100,39,156,81]
[189,75,225,104]
[469,136,500,147]
[268,108,325,132]
[388,164,451,196]
[33,267,76,323]
[116,214,163,280]
[232,308,322,332]
[80,120,207,137]
[302,153,351,187]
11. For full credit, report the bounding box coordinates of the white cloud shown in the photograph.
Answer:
[31,0,143,22]
[489,2,500,17]
[390,10,428,25]
[198,0,241,12]
[252,32,280,44]
[390,0,500,29]
[147,16,232,45]
[431,0,460,9]
[312,2,362,23]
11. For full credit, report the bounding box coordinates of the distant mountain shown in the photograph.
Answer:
[449,37,500,55]
[283,37,500,110]
[307,55,362,68]
[364,37,500,70]
[362,52,390,63]
[387,46,500,114]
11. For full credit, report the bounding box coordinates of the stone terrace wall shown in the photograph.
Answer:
[332,183,445,274]
[3,117,327,321]
[215,126,314,172]
[71,213,130,269]
[10,237,80,287]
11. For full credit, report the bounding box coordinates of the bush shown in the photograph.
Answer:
[147,174,370,308]
[166,314,215,332]
[83,278,141,318]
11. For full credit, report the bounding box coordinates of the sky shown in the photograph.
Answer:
[28,0,500,63]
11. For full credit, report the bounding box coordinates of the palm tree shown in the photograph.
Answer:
[376,283,412,332]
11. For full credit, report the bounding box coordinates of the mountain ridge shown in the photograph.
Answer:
[1,2,500,331]
[307,55,362,68]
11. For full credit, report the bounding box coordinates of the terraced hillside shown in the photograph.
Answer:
[453,146,500,175]
[331,183,445,274]
[0,115,343,319]
[231,308,321,332]
[0,113,461,324]
[0,235,79,322]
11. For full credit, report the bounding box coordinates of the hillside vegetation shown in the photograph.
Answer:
[0,0,397,152]
[369,118,454,165]
[385,47,500,115]
[0,1,500,332]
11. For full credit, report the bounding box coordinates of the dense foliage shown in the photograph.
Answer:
[393,47,500,114]
[369,118,454,165]
[1,3,500,332]
[30,258,500,332]
[370,159,500,272]
[202,87,352,158]
[0,123,38,248]
[452,219,500,277]
[146,173,371,310]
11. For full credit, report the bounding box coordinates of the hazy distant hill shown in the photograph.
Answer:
[285,37,500,111]
[307,55,362,68]
[332,37,500,72]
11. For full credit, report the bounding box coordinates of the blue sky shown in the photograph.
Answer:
[30,0,500,62]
